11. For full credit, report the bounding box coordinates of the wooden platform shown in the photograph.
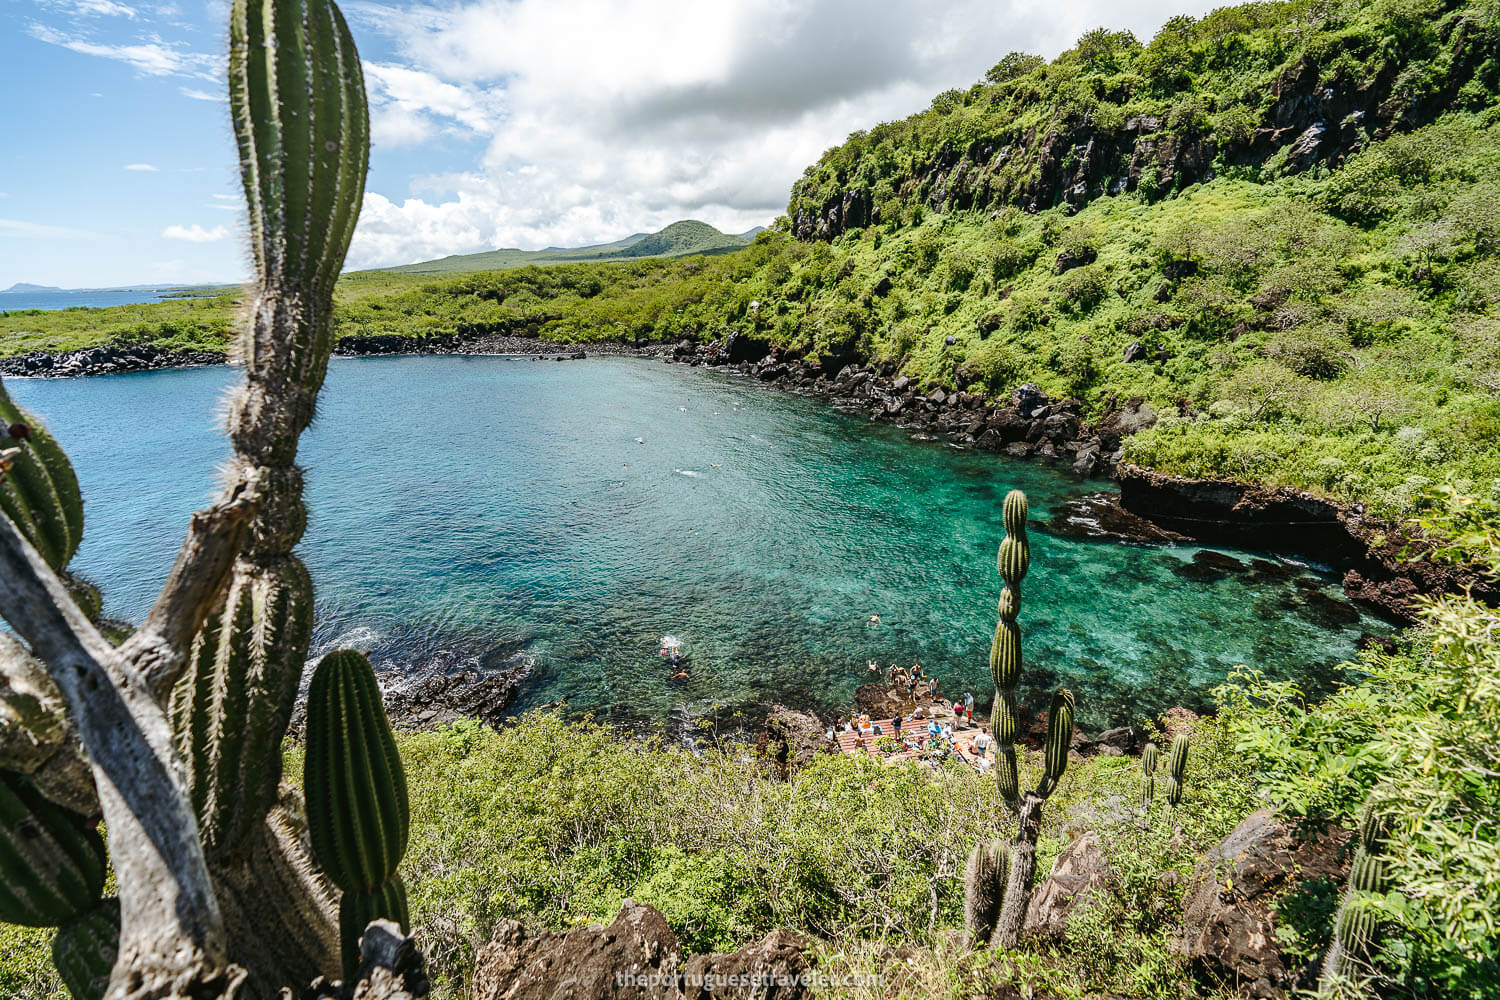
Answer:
[835,714,992,770]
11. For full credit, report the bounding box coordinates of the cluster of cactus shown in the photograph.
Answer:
[966,489,1078,950]
[0,0,398,996]
[1320,796,1393,993]
[0,768,118,1000]
[1140,734,1190,813]
[304,649,411,981]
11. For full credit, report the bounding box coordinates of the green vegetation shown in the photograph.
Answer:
[377,219,756,275]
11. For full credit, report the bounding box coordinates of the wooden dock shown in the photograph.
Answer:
[834,714,992,769]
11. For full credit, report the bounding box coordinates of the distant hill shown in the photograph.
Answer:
[380,220,759,275]
[3,283,62,293]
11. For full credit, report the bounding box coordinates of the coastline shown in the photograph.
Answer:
[5,331,1487,622]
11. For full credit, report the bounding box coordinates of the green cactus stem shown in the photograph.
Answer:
[1140,742,1159,808]
[171,558,313,862]
[0,387,83,574]
[0,769,105,927]
[304,648,410,980]
[1166,734,1189,807]
[304,649,408,893]
[1041,689,1074,793]
[52,897,120,1000]
[1321,795,1394,991]
[338,874,409,981]
[989,489,1031,810]
[963,840,1008,948]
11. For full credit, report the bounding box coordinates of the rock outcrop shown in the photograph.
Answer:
[1023,832,1112,939]
[1116,464,1500,623]
[1174,810,1349,1000]
[761,706,833,776]
[471,901,814,1000]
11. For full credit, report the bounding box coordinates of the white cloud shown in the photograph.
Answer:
[29,22,215,78]
[0,218,100,239]
[40,0,139,18]
[123,162,159,171]
[179,86,222,101]
[162,223,229,242]
[343,0,1221,268]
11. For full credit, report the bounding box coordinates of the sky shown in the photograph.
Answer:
[0,0,1221,289]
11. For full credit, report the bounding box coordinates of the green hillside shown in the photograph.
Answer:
[379,219,754,275]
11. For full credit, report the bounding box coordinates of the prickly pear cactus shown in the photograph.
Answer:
[0,769,105,927]
[52,897,120,1000]
[304,649,410,979]
[0,387,83,574]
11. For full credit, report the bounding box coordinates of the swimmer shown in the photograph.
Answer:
[670,671,690,681]
[867,614,881,627]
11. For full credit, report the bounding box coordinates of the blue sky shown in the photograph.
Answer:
[1,0,1218,289]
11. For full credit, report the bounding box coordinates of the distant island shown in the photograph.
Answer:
[2,282,63,293]
[379,219,766,276]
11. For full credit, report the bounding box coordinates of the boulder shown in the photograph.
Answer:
[1023,832,1111,938]
[762,706,832,775]
[472,902,814,1000]
[1173,810,1348,999]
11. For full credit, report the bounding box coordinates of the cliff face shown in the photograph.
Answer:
[790,0,1499,241]
[1115,464,1500,622]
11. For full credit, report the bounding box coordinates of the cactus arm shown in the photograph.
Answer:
[121,474,265,701]
[0,514,236,999]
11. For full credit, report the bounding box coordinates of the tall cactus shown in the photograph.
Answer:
[0,0,376,996]
[989,490,1029,807]
[53,897,121,1000]
[966,489,1078,950]
[1165,734,1189,808]
[1140,742,1159,808]
[1320,795,1393,993]
[304,649,410,980]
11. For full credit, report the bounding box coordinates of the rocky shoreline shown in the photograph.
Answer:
[4,330,1488,621]
[663,333,1495,624]
[0,330,650,378]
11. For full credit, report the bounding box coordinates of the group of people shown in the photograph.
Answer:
[833,693,992,772]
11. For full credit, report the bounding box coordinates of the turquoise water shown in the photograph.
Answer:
[7,356,1388,731]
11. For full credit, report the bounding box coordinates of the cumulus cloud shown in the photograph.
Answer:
[162,223,229,242]
[343,0,1219,269]
[123,162,159,171]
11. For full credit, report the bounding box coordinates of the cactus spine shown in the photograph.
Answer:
[968,489,1080,951]
[989,489,1029,808]
[304,649,410,979]
[1320,796,1393,992]
[963,840,1008,947]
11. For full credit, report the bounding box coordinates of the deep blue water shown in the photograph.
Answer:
[6,356,1389,730]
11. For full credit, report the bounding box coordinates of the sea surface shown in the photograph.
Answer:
[0,288,175,311]
[6,356,1391,730]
